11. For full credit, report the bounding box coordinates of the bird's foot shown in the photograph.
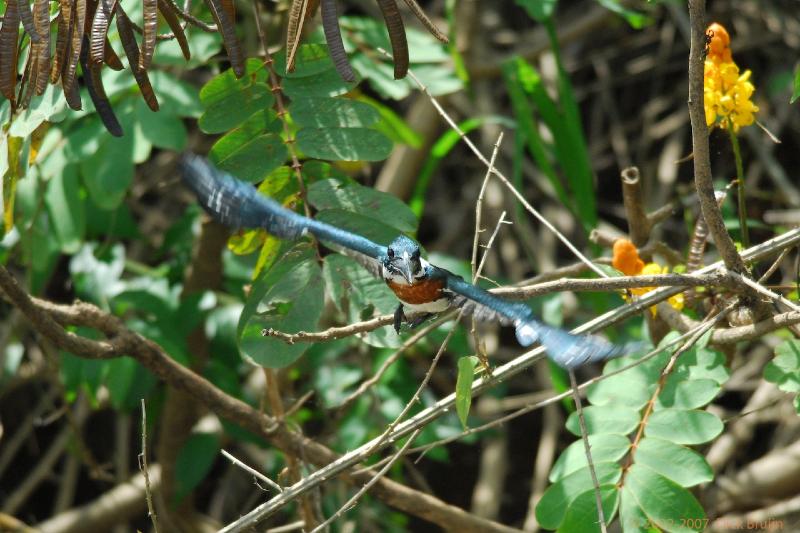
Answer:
[406,313,433,329]
[393,305,406,334]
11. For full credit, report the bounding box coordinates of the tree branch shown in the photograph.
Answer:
[687,0,748,274]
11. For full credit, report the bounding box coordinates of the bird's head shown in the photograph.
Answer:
[383,235,422,284]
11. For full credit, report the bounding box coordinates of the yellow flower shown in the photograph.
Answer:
[611,239,684,316]
[703,23,758,132]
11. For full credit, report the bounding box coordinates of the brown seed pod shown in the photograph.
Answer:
[139,0,158,70]
[375,0,408,79]
[203,0,244,78]
[116,7,159,111]
[157,0,190,61]
[0,0,21,104]
[80,35,123,136]
[91,0,118,64]
[321,0,355,82]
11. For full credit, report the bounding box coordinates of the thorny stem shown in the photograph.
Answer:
[728,122,750,248]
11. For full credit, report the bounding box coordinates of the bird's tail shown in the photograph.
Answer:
[515,319,642,369]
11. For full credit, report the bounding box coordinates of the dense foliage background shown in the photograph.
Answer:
[2,0,800,531]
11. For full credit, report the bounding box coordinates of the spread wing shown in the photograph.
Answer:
[443,273,636,369]
[181,155,386,260]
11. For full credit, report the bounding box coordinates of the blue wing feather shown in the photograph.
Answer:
[181,155,386,260]
[443,273,636,369]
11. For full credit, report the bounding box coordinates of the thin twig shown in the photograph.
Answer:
[221,449,284,493]
[569,369,607,533]
[139,399,160,533]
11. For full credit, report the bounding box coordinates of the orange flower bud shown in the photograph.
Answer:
[707,22,732,62]
[612,239,644,276]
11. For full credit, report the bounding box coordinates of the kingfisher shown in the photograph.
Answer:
[181,155,635,369]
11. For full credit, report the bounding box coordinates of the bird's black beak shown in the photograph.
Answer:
[398,253,414,284]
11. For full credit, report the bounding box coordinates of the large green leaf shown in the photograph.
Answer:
[565,405,641,437]
[634,438,713,488]
[587,367,653,409]
[292,97,380,128]
[558,485,618,533]
[297,127,392,161]
[211,133,286,183]
[656,378,720,410]
[199,59,273,133]
[645,408,723,445]
[535,462,622,530]
[238,244,324,368]
[105,356,157,411]
[549,434,631,482]
[308,179,417,232]
[624,464,705,533]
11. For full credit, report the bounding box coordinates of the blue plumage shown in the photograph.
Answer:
[181,155,636,369]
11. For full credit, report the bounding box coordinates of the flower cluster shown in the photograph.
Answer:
[703,22,758,132]
[612,239,684,316]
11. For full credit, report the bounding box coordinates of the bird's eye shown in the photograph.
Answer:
[412,249,420,259]
[387,248,394,258]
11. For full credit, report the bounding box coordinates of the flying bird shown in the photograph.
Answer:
[181,155,636,369]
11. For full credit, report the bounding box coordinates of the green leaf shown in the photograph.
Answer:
[515,0,558,22]
[238,244,324,368]
[565,405,641,436]
[275,43,339,78]
[315,209,406,248]
[322,254,400,347]
[645,408,723,445]
[9,84,68,137]
[291,97,380,128]
[308,179,417,232]
[587,368,652,408]
[211,133,287,183]
[199,59,272,134]
[80,136,134,210]
[792,66,800,104]
[135,99,187,151]
[656,378,720,410]
[174,433,221,504]
[105,356,157,411]
[683,346,730,385]
[558,485,619,533]
[624,464,705,532]
[634,438,713,488]
[296,127,393,161]
[596,0,653,29]
[764,339,800,393]
[550,434,631,482]
[283,68,355,98]
[456,356,479,428]
[149,71,204,118]
[44,164,85,253]
[620,486,661,533]
[356,94,422,147]
[535,462,622,530]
